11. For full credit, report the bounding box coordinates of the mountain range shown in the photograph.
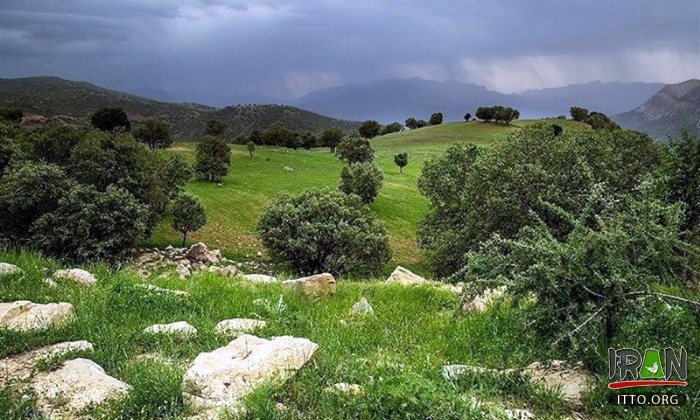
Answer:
[290,78,665,122]
[0,77,359,141]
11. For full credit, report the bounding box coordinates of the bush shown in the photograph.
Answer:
[358,120,381,139]
[569,106,589,122]
[90,108,131,132]
[339,161,384,204]
[31,184,148,262]
[336,135,374,164]
[586,111,619,130]
[171,193,207,246]
[195,135,231,182]
[551,123,563,136]
[320,127,344,152]
[20,125,82,166]
[0,108,22,123]
[464,112,471,121]
[247,141,256,157]
[394,152,408,173]
[258,189,391,275]
[429,112,443,125]
[205,119,227,136]
[380,122,403,135]
[299,131,317,150]
[133,120,172,150]
[417,124,663,277]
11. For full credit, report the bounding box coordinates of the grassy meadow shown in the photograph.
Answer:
[149,119,586,273]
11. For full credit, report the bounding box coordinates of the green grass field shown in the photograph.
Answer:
[149,119,587,274]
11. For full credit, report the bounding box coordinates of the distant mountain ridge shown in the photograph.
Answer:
[291,78,665,123]
[614,79,700,139]
[0,77,359,140]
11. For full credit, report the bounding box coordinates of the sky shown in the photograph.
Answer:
[0,0,698,105]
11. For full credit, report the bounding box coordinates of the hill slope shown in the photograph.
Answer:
[0,77,359,140]
[614,79,700,139]
[291,78,665,122]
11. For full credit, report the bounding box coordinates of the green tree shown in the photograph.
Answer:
[205,119,227,136]
[429,112,443,125]
[299,131,317,150]
[90,108,131,132]
[358,120,382,139]
[475,107,495,122]
[380,122,403,135]
[339,161,384,204]
[320,127,344,152]
[247,141,256,158]
[586,111,619,130]
[336,135,374,164]
[569,106,589,122]
[21,125,81,166]
[0,108,23,123]
[665,130,700,234]
[261,122,293,147]
[464,112,471,121]
[133,120,172,150]
[394,152,408,173]
[258,189,391,275]
[405,117,419,130]
[171,193,207,246]
[195,135,231,182]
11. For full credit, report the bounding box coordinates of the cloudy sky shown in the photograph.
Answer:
[1,0,698,104]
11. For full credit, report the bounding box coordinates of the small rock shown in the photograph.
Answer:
[256,251,263,257]
[282,273,336,297]
[187,242,221,265]
[243,274,278,284]
[462,286,507,313]
[215,318,267,337]
[0,341,93,386]
[275,402,288,412]
[505,408,536,419]
[283,166,294,172]
[350,298,374,317]
[0,301,74,332]
[326,382,363,395]
[252,298,270,307]
[144,321,197,335]
[42,278,58,287]
[32,358,130,417]
[176,264,191,279]
[0,263,23,277]
[135,284,189,297]
[442,364,515,381]
[524,360,593,406]
[385,266,427,285]
[209,265,241,277]
[53,268,97,287]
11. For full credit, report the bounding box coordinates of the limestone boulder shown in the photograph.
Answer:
[215,318,267,337]
[325,382,363,395]
[524,360,594,406]
[208,265,241,277]
[462,286,507,313]
[0,301,74,332]
[385,266,427,286]
[282,273,336,297]
[144,321,197,336]
[350,298,374,317]
[53,268,97,287]
[32,358,130,417]
[188,243,221,265]
[0,262,23,277]
[243,274,278,284]
[182,334,318,413]
[0,341,93,386]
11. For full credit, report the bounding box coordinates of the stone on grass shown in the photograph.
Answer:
[462,286,507,313]
[182,334,318,414]
[136,284,189,297]
[188,242,221,265]
[176,264,191,279]
[0,301,74,332]
[32,358,129,417]
[325,382,363,395]
[524,360,593,406]
[208,265,241,277]
[442,364,515,382]
[144,321,197,336]
[505,408,536,419]
[0,341,93,386]
[42,278,58,287]
[282,273,336,297]
[350,298,374,317]
[243,274,277,284]
[385,266,427,286]
[0,263,23,277]
[215,318,267,337]
[53,268,97,287]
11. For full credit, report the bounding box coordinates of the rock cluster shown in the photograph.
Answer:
[0,262,23,277]
[53,268,97,287]
[0,301,74,332]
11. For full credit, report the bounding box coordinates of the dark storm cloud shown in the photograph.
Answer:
[0,0,697,103]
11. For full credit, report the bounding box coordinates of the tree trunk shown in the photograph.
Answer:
[182,231,187,247]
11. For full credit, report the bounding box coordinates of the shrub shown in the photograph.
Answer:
[205,119,227,136]
[339,161,384,204]
[195,135,231,182]
[0,108,22,123]
[394,152,408,173]
[261,122,295,147]
[429,112,443,125]
[336,135,374,164]
[171,193,207,246]
[320,127,344,152]
[464,112,471,121]
[90,108,131,132]
[569,106,589,122]
[31,184,148,262]
[133,120,172,150]
[0,133,14,177]
[417,124,663,277]
[258,189,391,275]
[20,124,82,166]
[551,123,563,136]
[380,122,403,135]
[247,141,256,157]
[358,120,381,139]
[586,111,619,130]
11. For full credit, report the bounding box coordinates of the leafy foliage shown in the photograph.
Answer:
[171,193,207,246]
[320,127,344,152]
[339,161,384,204]
[247,141,256,157]
[429,112,443,125]
[359,120,382,139]
[569,106,589,122]
[205,119,227,136]
[405,117,419,130]
[336,135,374,164]
[586,111,619,130]
[195,135,231,182]
[394,152,408,173]
[134,119,172,150]
[476,106,519,124]
[0,108,22,123]
[90,107,131,132]
[380,122,403,135]
[258,189,391,275]
[464,112,471,121]
[664,130,700,233]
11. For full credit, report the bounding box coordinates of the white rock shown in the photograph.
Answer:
[32,358,130,417]
[188,243,221,265]
[462,286,507,313]
[136,284,189,297]
[53,268,97,287]
[215,318,267,337]
[243,274,277,284]
[177,264,191,279]
[42,278,58,287]
[385,266,427,285]
[0,341,93,386]
[0,262,23,277]
[0,301,74,332]
[350,298,374,317]
[325,382,363,395]
[505,408,536,419]
[182,334,318,413]
[144,321,197,335]
[524,360,593,406]
[442,364,515,382]
[282,273,336,297]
